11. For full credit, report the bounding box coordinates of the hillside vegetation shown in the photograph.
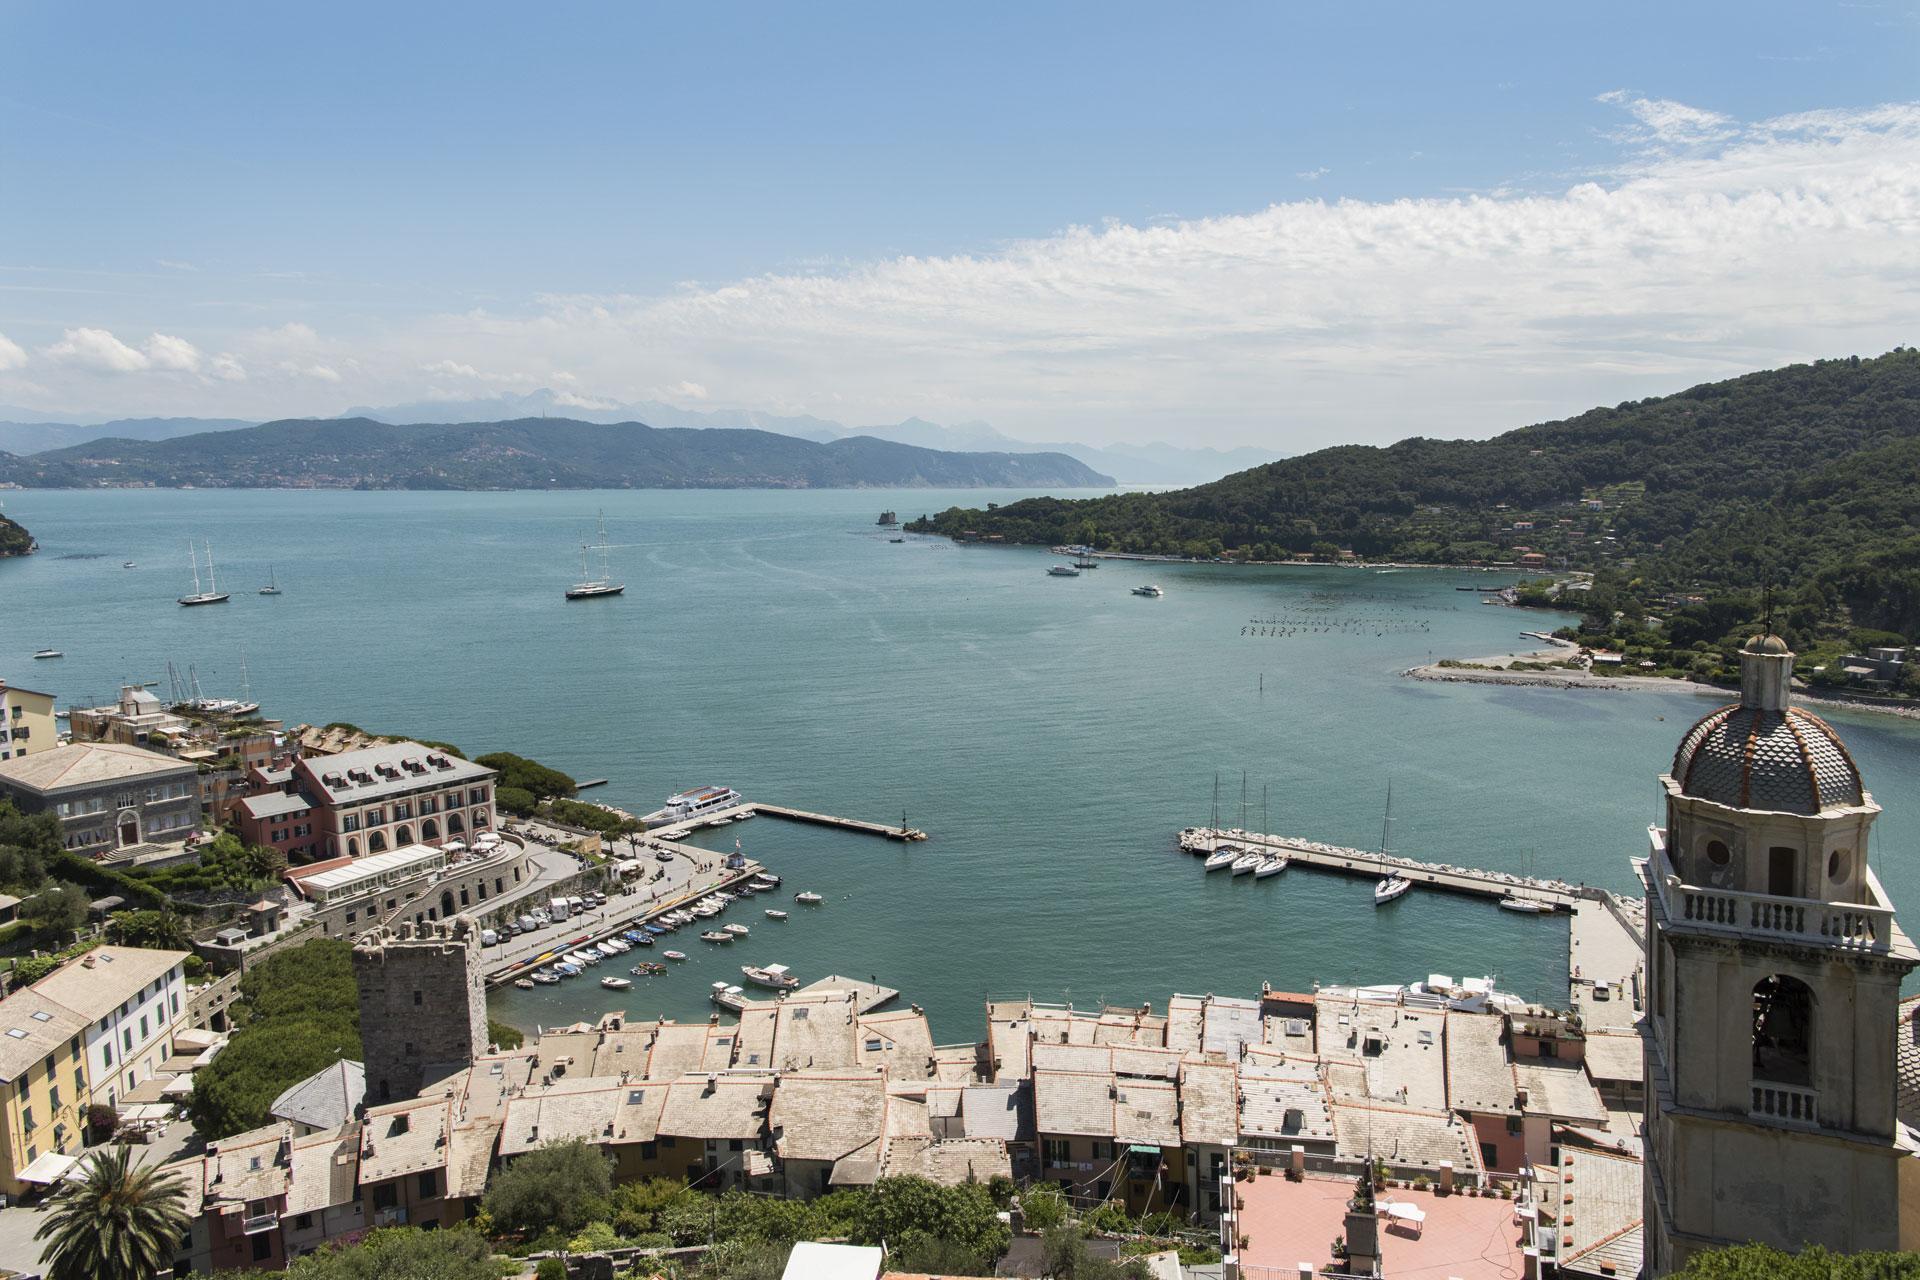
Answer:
[912,350,1920,655]
[0,416,1114,490]
[0,512,33,555]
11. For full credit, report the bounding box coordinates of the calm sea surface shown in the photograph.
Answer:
[7,488,1920,1037]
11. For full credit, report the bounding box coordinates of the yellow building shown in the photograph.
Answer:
[0,681,56,761]
[0,989,91,1197]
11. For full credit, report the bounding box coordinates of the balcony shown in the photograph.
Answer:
[1649,831,1894,953]
[1750,1081,1818,1128]
[240,1209,280,1234]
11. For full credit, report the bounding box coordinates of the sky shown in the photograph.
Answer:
[1,2,1918,450]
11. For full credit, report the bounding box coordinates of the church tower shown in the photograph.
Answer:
[1642,635,1917,1273]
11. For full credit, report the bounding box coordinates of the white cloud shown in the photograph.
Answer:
[0,333,26,372]
[1597,89,1738,150]
[45,326,150,373]
[1296,167,1330,181]
[278,361,341,382]
[144,333,203,373]
[664,380,708,401]
[208,352,247,382]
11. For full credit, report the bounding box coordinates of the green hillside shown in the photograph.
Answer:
[911,349,1920,677]
[0,511,33,556]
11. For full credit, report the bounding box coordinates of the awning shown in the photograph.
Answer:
[16,1152,78,1185]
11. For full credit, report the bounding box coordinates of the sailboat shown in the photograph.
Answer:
[1499,849,1553,913]
[1373,781,1412,905]
[178,540,231,606]
[1073,544,1098,570]
[258,566,282,595]
[566,510,625,600]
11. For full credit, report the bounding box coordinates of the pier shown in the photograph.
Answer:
[652,801,927,842]
[713,973,900,1016]
[1180,826,1582,910]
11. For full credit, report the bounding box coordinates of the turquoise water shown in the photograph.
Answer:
[8,488,1920,1038]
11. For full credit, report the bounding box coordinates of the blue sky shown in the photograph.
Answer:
[2,2,1918,447]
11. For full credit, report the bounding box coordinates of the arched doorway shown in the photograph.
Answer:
[448,813,465,834]
[347,837,360,857]
[395,825,413,846]
[441,890,456,918]
[368,831,388,854]
[115,809,140,847]
[1753,974,1814,1086]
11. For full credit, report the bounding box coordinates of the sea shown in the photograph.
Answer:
[7,487,1920,1040]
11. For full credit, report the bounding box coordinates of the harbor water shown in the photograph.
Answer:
[8,487,1920,1039]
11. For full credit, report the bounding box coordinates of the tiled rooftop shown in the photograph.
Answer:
[1237,1172,1528,1280]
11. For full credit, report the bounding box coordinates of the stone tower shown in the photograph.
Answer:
[1642,635,1917,1273]
[353,918,487,1105]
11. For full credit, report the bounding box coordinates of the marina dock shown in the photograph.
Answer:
[1181,826,1582,910]
[713,972,901,1015]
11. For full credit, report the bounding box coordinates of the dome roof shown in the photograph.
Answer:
[1671,703,1863,815]
[1748,633,1791,655]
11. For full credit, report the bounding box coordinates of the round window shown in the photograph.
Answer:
[1828,848,1851,882]
[1706,840,1731,867]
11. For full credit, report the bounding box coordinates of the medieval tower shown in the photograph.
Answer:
[353,917,488,1105]
[1642,634,1917,1271]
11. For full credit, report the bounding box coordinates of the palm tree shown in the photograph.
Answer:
[34,1146,191,1280]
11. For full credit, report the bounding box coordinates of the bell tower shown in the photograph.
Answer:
[1641,635,1917,1273]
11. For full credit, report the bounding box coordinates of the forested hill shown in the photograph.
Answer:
[910,350,1920,632]
[0,417,1114,490]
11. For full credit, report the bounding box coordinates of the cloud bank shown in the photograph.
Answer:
[5,94,1918,449]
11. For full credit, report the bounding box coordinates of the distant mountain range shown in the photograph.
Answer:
[0,390,1277,485]
[0,417,1114,490]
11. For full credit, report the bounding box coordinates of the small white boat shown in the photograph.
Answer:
[1375,875,1413,905]
[1047,564,1080,577]
[795,891,824,904]
[1203,848,1239,871]
[711,983,745,1006]
[764,909,788,920]
[701,930,733,943]
[1230,852,1263,875]
[692,905,720,919]
[601,976,632,990]
[1253,854,1287,878]
[662,950,688,961]
[742,962,800,990]
[1498,896,1554,914]
[531,970,559,985]
[32,648,61,660]
[122,561,136,569]
[513,978,535,990]
[723,922,750,936]
[258,566,282,595]
[1131,584,1163,597]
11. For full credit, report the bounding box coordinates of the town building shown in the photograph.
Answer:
[236,741,496,859]
[1642,634,1917,1270]
[353,919,488,1106]
[0,990,91,1198]
[0,680,56,761]
[31,945,192,1108]
[0,740,199,857]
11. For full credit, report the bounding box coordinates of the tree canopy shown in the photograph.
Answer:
[273,1226,511,1280]
[1677,1243,1920,1278]
[481,1139,613,1238]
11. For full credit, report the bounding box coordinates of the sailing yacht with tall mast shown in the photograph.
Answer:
[566,510,625,600]
[178,540,231,606]
[1373,781,1412,904]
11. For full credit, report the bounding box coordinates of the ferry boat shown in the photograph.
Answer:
[565,510,625,600]
[742,962,799,991]
[1046,565,1080,577]
[1131,584,1164,597]
[1374,875,1413,905]
[644,785,744,826]
[178,540,231,606]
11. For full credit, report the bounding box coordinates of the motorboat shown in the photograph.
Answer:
[122,561,136,569]
[513,978,535,990]
[1253,854,1288,878]
[1131,584,1164,597]
[633,961,666,976]
[598,940,628,956]
[1375,875,1413,905]
[701,930,733,944]
[1230,852,1263,875]
[752,872,780,886]
[742,963,799,991]
[764,909,789,920]
[630,934,654,946]
[32,648,61,660]
[601,976,633,990]
[1047,565,1081,577]
[693,905,720,919]
[1203,847,1239,871]
[662,950,688,961]
[1498,896,1554,914]
[571,949,602,966]
[795,892,824,904]
[722,923,750,936]
[532,969,560,985]
[711,983,745,1006]
[553,962,581,978]
[641,924,668,935]
[622,930,648,943]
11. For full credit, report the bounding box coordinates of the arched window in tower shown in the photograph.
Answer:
[1752,975,1814,1087]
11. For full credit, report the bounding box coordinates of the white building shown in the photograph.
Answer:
[31,946,190,1107]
